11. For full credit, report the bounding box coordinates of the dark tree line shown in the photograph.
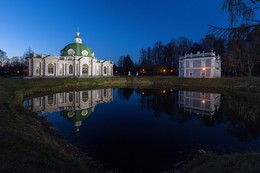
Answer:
[137,35,225,75]
[0,48,32,76]
[116,35,225,76]
[116,55,135,75]
[116,0,260,76]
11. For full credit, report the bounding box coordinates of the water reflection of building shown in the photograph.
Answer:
[178,91,221,116]
[28,89,113,131]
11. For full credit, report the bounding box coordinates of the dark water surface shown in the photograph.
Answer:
[25,88,260,173]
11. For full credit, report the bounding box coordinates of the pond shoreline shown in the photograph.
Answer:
[1,76,260,172]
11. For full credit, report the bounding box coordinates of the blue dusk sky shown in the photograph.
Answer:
[0,0,230,64]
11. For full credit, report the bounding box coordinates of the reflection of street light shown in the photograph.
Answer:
[202,68,206,78]
[202,100,205,103]
[170,69,173,72]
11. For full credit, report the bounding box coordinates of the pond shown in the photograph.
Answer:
[24,88,260,173]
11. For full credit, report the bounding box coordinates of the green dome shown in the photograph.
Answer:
[60,108,92,122]
[60,43,94,57]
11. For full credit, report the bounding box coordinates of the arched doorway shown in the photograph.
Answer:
[69,65,73,74]
[82,64,88,75]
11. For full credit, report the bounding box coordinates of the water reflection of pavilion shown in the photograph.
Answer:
[178,91,221,116]
[28,89,113,131]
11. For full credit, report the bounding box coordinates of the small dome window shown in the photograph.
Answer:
[67,49,75,56]
[82,50,88,56]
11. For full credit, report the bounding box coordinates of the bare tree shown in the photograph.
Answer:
[0,49,7,67]
[209,0,260,39]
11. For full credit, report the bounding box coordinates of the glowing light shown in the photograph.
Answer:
[202,100,205,103]
[142,92,145,95]
[162,90,166,94]
[163,69,166,72]
[202,68,206,71]
[170,70,173,72]
[17,71,20,74]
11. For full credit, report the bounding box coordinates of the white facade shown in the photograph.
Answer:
[178,91,221,117]
[28,33,114,78]
[178,51,221,78]
[27,89,113,131]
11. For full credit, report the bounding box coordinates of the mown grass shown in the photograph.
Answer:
[0,76,260,173]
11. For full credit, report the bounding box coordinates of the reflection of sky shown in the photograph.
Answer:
[41,111,76,140]
[29,89,260,172]
[23,100,28,108]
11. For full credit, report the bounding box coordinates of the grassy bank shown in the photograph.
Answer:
[1,76,260,172]
[180,152,260,173]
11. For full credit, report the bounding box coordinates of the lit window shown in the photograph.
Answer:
[48,64,54,74]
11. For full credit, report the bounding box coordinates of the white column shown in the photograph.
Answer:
[28,59,32,76]
[42,59,45,77]
[74,59,76,77]
[79,60,82,76]
[56,61,59,77]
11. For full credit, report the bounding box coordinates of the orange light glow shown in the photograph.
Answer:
[202,100,205,103]
[202,68,206,71]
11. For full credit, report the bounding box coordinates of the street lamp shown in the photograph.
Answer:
[202,67,206,78]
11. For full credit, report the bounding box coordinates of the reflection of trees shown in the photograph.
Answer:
[135,89,260,141]
[117,88,134,100]
[135,89,192,123]
[225,96,260,141]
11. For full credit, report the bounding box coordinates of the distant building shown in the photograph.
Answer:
[27,32,113,77]
[178,51,221,78]
[27,89,113,132]
[178,91,221,117]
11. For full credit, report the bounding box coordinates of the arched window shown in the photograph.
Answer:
[47,95,54,105]
[82,92,88,102]
[104,89,107,97]
[69,92,73,102]
[82,64,88,74]
[104,66,107,74]
[48,64,54,74]
[69,65,73,74]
